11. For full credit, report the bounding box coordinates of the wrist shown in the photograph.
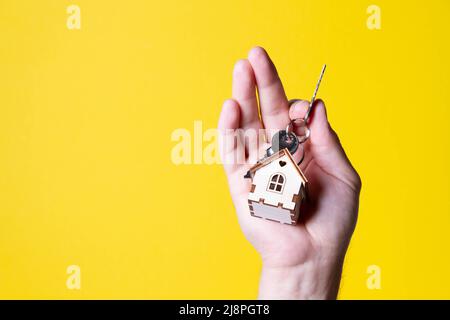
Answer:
[258,253,344,300]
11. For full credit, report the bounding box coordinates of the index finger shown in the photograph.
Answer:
[247,47,290,134]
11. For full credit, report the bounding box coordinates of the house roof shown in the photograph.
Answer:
[244,148,308,183]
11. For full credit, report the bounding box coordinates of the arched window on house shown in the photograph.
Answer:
[267,173,285,193]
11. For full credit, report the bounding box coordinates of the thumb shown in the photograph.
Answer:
[308,99,335,147]
[290,99,361,191]
[288,99,335,148]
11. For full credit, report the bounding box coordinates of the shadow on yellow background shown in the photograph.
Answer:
[0,0,449,299]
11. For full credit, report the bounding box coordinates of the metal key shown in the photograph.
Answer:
[266,130,299,157]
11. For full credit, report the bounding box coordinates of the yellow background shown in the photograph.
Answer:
[1,0,449,299]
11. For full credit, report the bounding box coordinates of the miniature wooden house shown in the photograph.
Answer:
[245,148,307,225]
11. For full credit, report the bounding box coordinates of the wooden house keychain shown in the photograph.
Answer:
[244,65,326,225]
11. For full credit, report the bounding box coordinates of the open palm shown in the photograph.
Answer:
[218,47,361,298]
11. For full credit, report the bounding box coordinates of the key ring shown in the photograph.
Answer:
[286,118,310,144]
[286,99,311,144]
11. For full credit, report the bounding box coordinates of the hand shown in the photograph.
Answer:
[218,47,362,299]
